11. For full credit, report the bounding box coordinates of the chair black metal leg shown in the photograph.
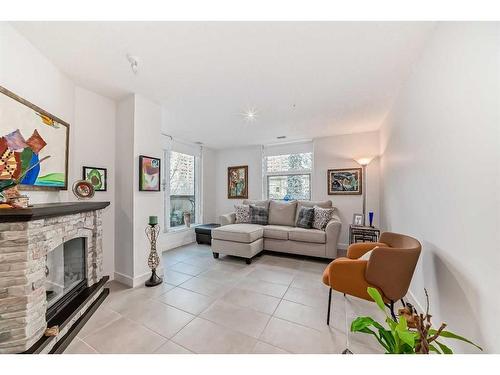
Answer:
[327,288,332,325]
[400,298,406,308]
[390,300,397,321]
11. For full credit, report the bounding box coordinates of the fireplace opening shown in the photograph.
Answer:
[45,237,87,321]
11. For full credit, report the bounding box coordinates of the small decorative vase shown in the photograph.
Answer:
[183,212,191,228]
[145,217,162,287]
[369,212,374,227]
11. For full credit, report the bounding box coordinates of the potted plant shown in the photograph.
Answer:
[350,287,482,354]
[183,211,192,228]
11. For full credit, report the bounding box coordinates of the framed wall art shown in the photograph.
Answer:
[82,166,107,192]
[227,165,248,199]
[327,168,362,195]
[0,85,70,191]
[139,155,161,191]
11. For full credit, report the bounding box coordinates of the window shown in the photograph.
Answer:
[163,137,202,232]
[169,151,196,228]
[264,151,313,200]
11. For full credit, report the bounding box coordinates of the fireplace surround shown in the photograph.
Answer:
[0,202,110,354]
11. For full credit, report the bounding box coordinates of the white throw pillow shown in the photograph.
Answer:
[359,250,373,260]
[312,206,335,230]
[234,204,250,223]
[359,246,380,261]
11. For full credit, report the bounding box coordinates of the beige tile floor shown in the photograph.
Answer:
[64,243,386,354]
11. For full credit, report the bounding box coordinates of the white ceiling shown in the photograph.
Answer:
[12,22,434,149]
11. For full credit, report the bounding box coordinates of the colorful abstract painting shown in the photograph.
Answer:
[83,166,107,191]
[0,86,69,190]
[327,168,362,195]
[139,155,161,191]
[227,165,248,199]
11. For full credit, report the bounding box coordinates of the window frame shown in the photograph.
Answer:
[163,145,202,233]
[263,150,314,201]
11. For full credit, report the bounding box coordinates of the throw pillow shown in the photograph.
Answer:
[268,200,297,226]
[359,246,379,261]
[249,204,269,225]
[312,206,335,230]
[234,204,250,223]
[296,207,315,229]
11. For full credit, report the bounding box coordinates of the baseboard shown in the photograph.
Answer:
[113,271,134,287]
[161,239,196,253]
[337,242,349,250]
[114,268,165,288]
[131,267,164,287]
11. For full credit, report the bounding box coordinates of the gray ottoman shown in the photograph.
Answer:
[211,224,264,264]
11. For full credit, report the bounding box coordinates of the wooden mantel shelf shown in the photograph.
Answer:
[0,202,111,223]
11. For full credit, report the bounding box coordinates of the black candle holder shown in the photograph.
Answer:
[145,223,163,287]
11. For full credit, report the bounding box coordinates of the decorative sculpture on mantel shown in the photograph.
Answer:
[145,215,163,287]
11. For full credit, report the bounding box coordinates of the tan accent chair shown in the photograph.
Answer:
[322,231,421,323]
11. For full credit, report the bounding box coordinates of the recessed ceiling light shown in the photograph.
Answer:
[277,136,286,139]
[241,107,258,122]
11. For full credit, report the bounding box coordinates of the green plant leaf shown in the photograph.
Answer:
[351,316,377,332]
[385,316,397,331]
[435,340,453,354]
[395,317,415,348]
[429,329,483,351]
[378,328,396,352]
[367,287,388,315]
[354,325,391,352]
[429,344,442,354]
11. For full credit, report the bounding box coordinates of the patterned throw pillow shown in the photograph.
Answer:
[296,207,315,229]
[312,206,335,230]
[249,204,269,225]
[234,204,250,223]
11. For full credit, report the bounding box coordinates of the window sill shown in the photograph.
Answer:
[164,224,200,234]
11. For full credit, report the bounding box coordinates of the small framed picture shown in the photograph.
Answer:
[139,155,161,191]
[82,166,107,192]
[227,165,248,199]
[352,213,364,226]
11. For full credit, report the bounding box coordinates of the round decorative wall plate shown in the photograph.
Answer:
[72,180,95,199]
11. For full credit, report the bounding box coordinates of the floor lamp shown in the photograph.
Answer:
[355,157,374,226]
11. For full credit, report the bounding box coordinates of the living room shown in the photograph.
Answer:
[1,1,499,372]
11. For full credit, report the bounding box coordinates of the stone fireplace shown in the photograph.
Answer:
[0,202,110,354]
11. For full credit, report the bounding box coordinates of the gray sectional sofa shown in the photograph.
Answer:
[212,199,341,264]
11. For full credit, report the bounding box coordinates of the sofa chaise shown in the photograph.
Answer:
[212,199,341,264]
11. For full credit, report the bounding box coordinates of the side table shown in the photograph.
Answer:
[349,225,380,244]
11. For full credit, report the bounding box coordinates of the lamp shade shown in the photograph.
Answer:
[355,157,374,166]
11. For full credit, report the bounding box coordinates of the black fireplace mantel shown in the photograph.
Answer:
[0,201,110,223]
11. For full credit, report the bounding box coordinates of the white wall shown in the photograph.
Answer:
[313,132,380,247]
[202,147,217,223]
[214,146,264,219]
[133,95,163,281]
[0,22,74,204]
[74,87,116,277]
[114,95,135,281]
[213,133,381,248]
[0,23,116,278]
[379,22,500,353]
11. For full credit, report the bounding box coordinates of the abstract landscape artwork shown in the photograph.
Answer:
[83,166,107,191]
[327,168,362,195]
[227,165,248,199]
[0,86,69,190]
[139,155,161,191]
